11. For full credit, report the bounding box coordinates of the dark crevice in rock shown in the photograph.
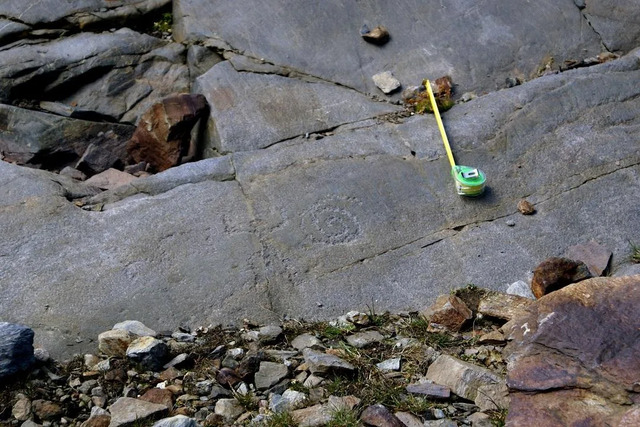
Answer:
[578,10,612,53]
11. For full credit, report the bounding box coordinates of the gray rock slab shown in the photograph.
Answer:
[583,0,640,52]
[0,323,35,379]
[0,0,170,27]
[345,330,384,348]
[0,29,187,123]
[175,0,602,97]
[0,162,272,358]
[0,103,135,167]
[193,61,400,154]
[2,50,640,359]
[302,348,355,375]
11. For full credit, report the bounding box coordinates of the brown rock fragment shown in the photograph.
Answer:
[80,415,111,427]
[31,400,62,421]
[139,388,173,408]
[361,25,390,45]
[360,404,407,427]
[530,257,592,298]
[517,199,535,215]
[420,294,472,331]
[126,94,209,172]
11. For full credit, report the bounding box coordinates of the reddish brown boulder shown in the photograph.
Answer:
[530,257,591,298]
[504,276,640,426]
[420,294,472,331]
[127,94,209,172]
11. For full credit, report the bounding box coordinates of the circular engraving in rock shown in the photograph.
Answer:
[301,196,362,245]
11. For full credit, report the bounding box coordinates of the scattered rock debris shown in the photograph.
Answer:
[2,269,637,426]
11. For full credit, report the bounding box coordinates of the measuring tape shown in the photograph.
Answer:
[425,80,486,197]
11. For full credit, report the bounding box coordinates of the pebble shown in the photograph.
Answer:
[372,71,401,94]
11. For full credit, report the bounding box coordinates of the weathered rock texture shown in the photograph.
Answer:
[0,1,639,359]
[503,276,640,426]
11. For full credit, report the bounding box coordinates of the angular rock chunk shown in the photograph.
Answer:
[113,320,157,337]
[421,295,472,331]
[98,329,134,357]
[152,415,199,427]
[406,382,450,399]
[302,348,355,375]
[0,323,35,379]
[372,71,401,94]
[345,330,384,348]
[126,337,168,371]
[192,61,400,154]
[504,276,640,425]
[360,404,406,427]
[564,241,612,276]
[477,292,533,321]
[108,397,168,427]
[361,25,390,45]
[254,361,289,391]
[0,29,188,123]
[127,94,209,172]
[426,355,504,405]
[530,257,591,298]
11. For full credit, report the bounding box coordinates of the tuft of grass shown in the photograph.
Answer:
[265,411,296,427]
[320,323,356,340]
[327,407,360,427]
[630,241,640,263]
[152,12,172,34]
[488,408,508,426]
[232,389,259,412]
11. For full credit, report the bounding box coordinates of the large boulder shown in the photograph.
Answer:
[503,276,640,426]
[0,323,35,379]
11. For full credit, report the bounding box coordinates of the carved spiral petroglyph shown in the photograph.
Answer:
[301,196,362,245]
